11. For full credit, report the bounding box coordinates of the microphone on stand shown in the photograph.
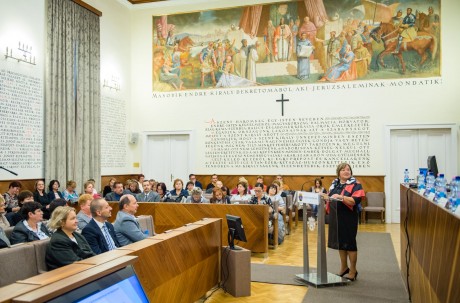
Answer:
[300,181,310,191]
[0,166,18,176]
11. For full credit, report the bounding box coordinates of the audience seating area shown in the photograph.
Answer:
[0,239,50,287]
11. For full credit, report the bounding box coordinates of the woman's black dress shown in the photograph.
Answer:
[328,183,360,251]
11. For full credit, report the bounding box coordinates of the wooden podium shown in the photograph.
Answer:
[221,246,251,297]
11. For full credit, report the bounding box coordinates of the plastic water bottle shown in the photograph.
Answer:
[425,172,435,198]
[434,174,447,202]
[404,169,410,185]
[417,169,426,191]
[450,176,460,212]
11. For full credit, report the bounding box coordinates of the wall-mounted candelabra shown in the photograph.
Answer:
[103,75,121,91]
[5,42,36,65]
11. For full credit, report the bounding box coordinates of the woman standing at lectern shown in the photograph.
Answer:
[323,163,364,281]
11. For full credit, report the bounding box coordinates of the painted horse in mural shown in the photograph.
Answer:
[370,22,437,74]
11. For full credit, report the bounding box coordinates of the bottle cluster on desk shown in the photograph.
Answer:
[414,168,460,214]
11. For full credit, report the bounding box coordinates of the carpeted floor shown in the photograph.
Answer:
[251,232,409,303]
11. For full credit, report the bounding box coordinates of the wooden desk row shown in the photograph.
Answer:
[400,185,460,303]
[107,202,271,253]
[0,218,222,303]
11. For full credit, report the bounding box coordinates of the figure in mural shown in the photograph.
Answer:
[247,41,260,82]
[199,42,217,87]
[151,1,441,92]
[394,8,417,54]
[320,44,356,82]
[160,58,184,90]
[354,41,371,78]
[216,55,255,88]
[421,6,440,36]
[296,32,313,80]
[299,16,317,43]
[291,18,300,56]
[238,39,250,78]
[326,31,341,69]
[275,17,291,61]
[350,30,363,51]
[263,20,276,62]
[391,10,403,27]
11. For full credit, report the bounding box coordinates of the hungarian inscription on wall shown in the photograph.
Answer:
[0,69,43,169]
[204,116,370,169]
[101,95,127,168]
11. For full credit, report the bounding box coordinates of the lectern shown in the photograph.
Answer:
[294,191,350,287]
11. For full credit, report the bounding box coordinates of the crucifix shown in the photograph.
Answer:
[276,94,289,116]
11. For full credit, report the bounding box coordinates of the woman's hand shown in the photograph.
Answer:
[331,194,343,200]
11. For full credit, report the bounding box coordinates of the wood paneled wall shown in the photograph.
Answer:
[195,174,384,193]
[400,185,460,303]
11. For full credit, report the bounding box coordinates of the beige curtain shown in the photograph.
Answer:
[45,0,100,192]
[239,5,263,37]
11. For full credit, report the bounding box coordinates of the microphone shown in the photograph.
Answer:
[0,166,18,176]
[300,181,310,191]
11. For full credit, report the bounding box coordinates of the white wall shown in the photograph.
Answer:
[123,0,460,176]
[0,0,45,180]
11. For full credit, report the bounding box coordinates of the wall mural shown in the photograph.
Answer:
[152,0,440,92]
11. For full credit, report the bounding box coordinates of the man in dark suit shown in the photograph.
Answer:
[81,198,120,254]
[189,174,203,189]
[136,180,160,202]
[105,182,124,201]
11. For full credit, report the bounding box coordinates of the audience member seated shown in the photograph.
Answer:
[33,180,50,207]
[46,206,95,270]
[113,194,148,246]
[76,194,93,230]
[272,180,287,198]
[207,180,228,195]
[210,187,230,204]
[156,182,169,202]
[10,202,50,244]
[148,179,157,191]
[0,226,10,248]
[126,179,141,195]
[87,179,99,195]
[186,181,195,195]
[231,177,253,195]
[267,184,286,213]
[255,175,267,192]
[83,181,100,199]
[0,196,10,230]
[3,181,22,213]
[220,185,231,200]
[310,178,327,218]
[251,183,285,244]
[169,178,189,200]
[230,181,252,203]
[105,181,124,201]
[81,198,120,254]
[189,174,203,189]
[44,198,68,221]
[206,174,218,191]
[136,174,145,193]
[185,188,209,203]
[137,180,160,202]
[47,179,63,202]
[275,174,290,191]
[8,190,35,226]
[103,177,116,198]
[63,180,79,204]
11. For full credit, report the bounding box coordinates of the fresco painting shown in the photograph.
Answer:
[152,0,441,92]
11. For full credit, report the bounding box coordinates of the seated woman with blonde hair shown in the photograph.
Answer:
[46,206,95,270]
